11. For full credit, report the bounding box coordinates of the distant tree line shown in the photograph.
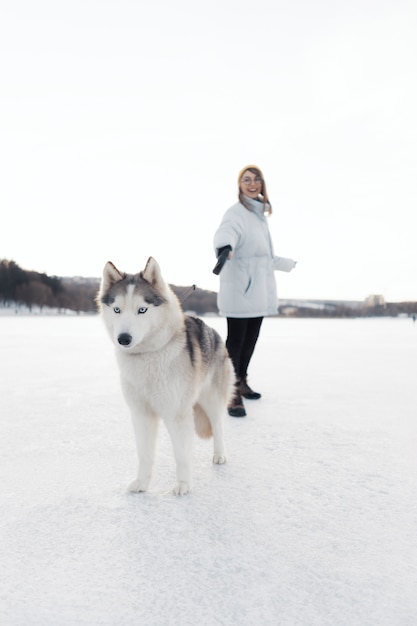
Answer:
[0,260,99,313]
[0,259,218,315]
[2,259,416,317]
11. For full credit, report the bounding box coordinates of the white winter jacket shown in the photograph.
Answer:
[213,196,295,318]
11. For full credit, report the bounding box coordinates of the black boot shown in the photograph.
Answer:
[239,376,261,400]
[228,383,246,418]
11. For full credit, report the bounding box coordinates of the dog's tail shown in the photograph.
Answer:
[193,404,213,439]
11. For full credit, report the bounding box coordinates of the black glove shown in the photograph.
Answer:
[212,245,232,275]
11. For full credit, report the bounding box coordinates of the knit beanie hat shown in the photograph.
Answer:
[237,165,263,184]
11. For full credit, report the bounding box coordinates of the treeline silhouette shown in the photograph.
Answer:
[0,260,99,312]
[1,259,416,317]
[0,259,218,314]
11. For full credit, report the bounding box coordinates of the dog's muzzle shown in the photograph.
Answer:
[118,333,132,347]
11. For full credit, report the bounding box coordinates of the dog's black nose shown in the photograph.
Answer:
[118,333,132,346]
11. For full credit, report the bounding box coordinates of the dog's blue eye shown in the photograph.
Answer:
[113,306,121,314]
[138,307,148,314]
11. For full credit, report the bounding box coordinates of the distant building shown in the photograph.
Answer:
[364,294,385,307]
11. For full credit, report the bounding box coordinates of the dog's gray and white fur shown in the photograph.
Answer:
[97,257,235,495]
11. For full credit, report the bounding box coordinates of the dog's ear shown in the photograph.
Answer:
[142,257,164,288]
[102,261,124,291]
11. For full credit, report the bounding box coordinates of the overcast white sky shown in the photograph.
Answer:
[1,0,416,302]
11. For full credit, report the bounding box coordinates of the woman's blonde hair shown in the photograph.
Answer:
[237,165,272,215]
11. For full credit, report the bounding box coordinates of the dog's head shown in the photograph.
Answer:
[97,257,182,353]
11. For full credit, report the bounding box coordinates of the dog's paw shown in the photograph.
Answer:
[172,481,191,496]
[213,453,227,464]
[128,478,149,493]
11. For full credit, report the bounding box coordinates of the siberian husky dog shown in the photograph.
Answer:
[97,257,234,495]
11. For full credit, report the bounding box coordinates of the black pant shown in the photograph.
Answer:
[226,317,263,381]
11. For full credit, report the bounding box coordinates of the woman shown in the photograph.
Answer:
[213,165,296,417]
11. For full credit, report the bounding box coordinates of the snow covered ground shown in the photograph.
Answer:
[1,315,416,626]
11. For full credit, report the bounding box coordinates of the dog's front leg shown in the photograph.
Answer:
[210,418,227,465]
[128,412,159,493]
[164,413,194,496]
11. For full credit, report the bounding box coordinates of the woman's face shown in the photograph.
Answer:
[239,170,263,199]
